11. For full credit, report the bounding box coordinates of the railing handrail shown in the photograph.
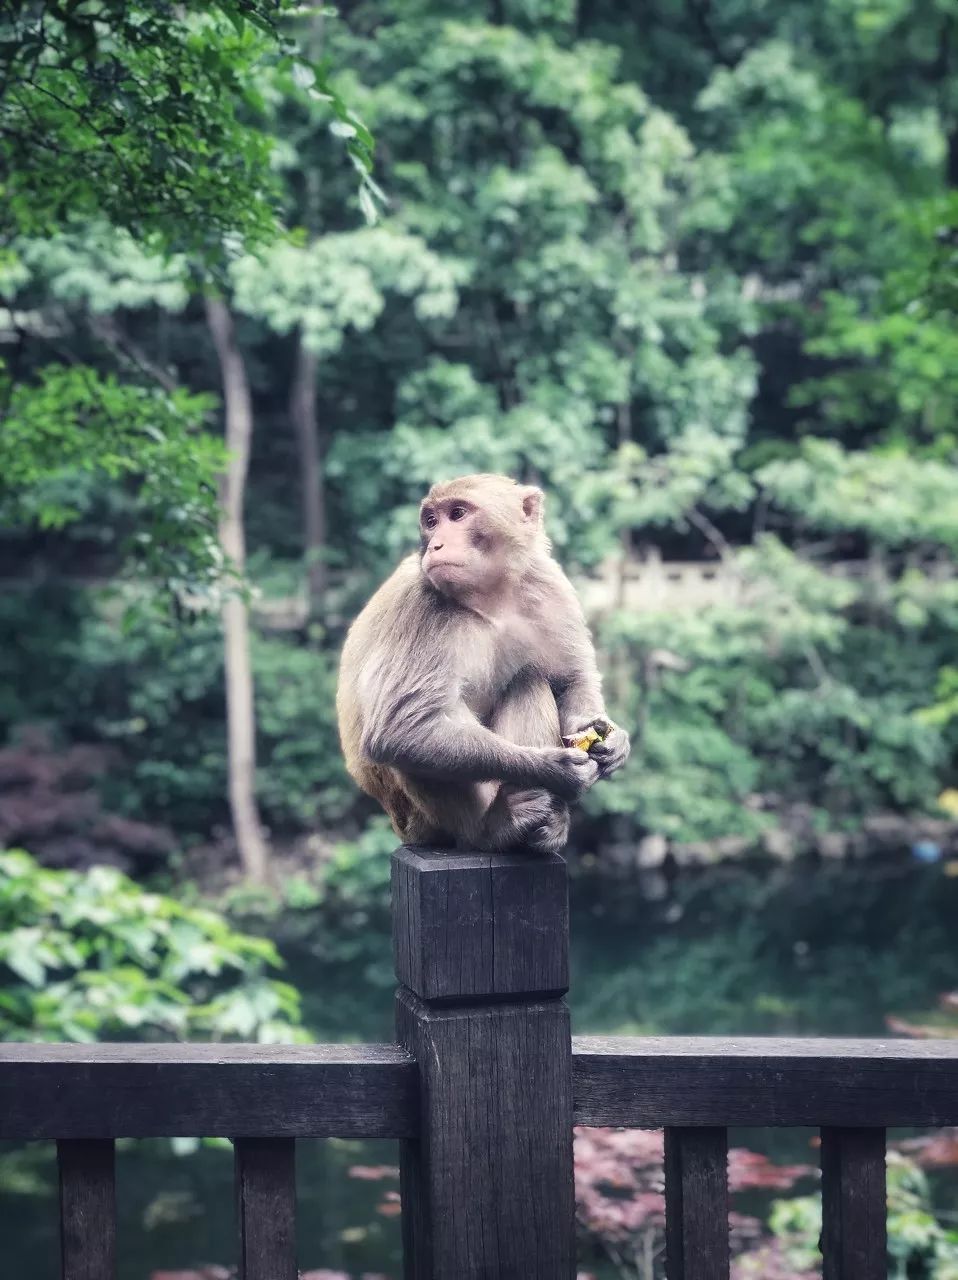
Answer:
[2,1036,956,1140]
[0,1041,411,1063]
[0,1041,418,1139]
[573,1033,958,1058]
[572,1034,958,1129]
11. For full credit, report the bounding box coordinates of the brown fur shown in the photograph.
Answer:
[336,474,630,853]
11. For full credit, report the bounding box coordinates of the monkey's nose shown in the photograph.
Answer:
[430,540,443,551]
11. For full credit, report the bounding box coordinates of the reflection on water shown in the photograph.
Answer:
[1,860,956,1278]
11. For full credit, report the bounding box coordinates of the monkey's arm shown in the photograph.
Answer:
[359,668,596,801]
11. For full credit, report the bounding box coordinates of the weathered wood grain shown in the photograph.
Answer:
[0,1044,417,1139]
[396,990,576,1280]
[394,847,575,1279]
[573,1036,958,1127]
[58,1139,116,1280]
[664,1127,729,1280]
[392,846,569,1001]
[821,1127,887,1280]
[235,1137,297,1280]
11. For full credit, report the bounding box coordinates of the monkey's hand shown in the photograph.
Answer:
[538,747,599,801]
[592,724,630,779]
[563,717,631,781]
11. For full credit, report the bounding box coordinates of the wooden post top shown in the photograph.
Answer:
[391,846,569,1003]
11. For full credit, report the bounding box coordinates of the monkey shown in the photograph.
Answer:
[336,473,630,854]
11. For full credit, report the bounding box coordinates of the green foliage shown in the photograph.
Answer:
[0,1,377,600]
[0,1,369,254]
[0,365,223,593]
[216,818,394,925]
[322,817,396,907]
[309,8,759,589]
[750,1154,958,1279]
[252,632,353,828]
[918,668,958,730]
[0,848,304,1042]
[5,595,352,837]
[757,441,958,552]
[594,529,950,840]
[231,228,460,355]
[13,224,192,313]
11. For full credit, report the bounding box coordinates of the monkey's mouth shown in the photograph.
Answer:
[423,559,470,592]
[423,557,466,576]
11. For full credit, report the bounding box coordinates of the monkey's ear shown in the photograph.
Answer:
[521,486,545,526]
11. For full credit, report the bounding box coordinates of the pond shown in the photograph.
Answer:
[2,858,957,1278]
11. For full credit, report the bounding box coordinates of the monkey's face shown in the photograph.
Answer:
[419,496,508,600]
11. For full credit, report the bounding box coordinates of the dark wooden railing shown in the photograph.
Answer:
[2,847,957,1279]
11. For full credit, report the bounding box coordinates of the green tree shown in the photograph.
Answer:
[0,6,378,877]
[0,0,375,594]
[0,1,374,251]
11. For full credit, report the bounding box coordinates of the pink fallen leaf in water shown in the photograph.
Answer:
[376,1189,402,1218]
[728,1148,816,1192]
[895,1128,958,1168]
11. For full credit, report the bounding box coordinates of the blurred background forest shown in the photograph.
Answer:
[2,1,958,1277]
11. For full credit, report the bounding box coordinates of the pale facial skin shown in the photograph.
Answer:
[420,494,523,611]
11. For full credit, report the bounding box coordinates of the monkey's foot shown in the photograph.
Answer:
[506,789,570,855]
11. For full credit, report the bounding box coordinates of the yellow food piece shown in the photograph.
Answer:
[562,718,618,752]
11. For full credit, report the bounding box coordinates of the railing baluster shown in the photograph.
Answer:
[234,1136,297,1280]
[664,1126,729,1280]
[58,1138,116,1280]
[820,1126,886,1279]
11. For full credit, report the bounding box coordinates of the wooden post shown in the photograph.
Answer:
[58,1139,116,1280]
[234,1137,297,1280]
[821,1127,887,1280]
[393,846,575,1280]
[664,1127,729,1280]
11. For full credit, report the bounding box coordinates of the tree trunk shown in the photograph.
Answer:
[205,294,271,884]
[289,334,328,617]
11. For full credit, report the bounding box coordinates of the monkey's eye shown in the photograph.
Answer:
[449,505,468,522]
[422,512,437,530]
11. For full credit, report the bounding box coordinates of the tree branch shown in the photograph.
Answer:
[88,315,179,395]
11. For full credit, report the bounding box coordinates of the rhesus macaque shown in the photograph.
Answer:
[336,474,630,854]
